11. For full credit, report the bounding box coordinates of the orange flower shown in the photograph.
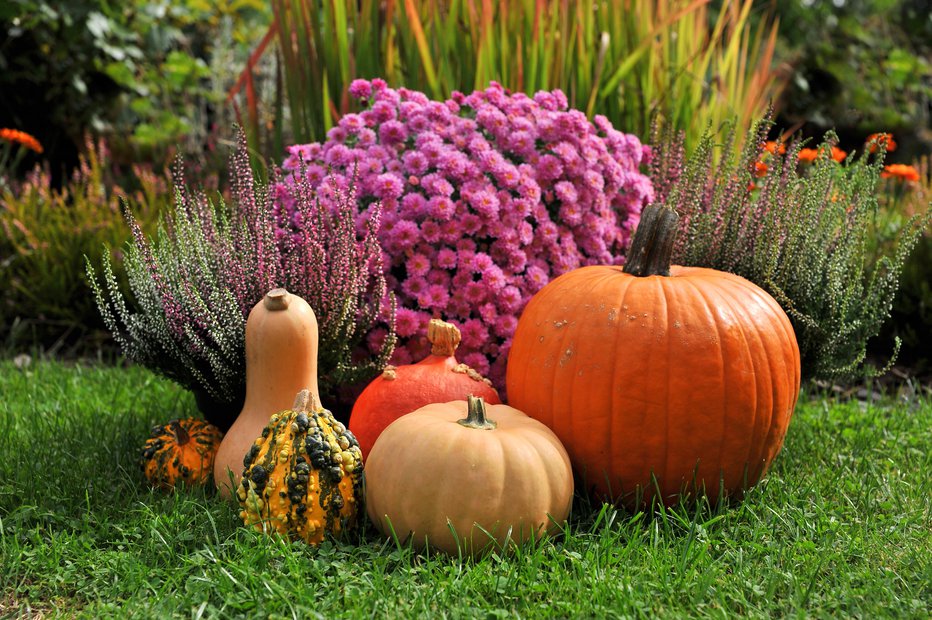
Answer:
[831,146,847,162]
[867,133,897,153]
[0,128,43,154]
[764,140,786,155]
[754,160,769,177]
[881,164,920,183]
[797,148,819,164]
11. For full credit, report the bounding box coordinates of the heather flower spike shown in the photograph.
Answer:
[88,131,395,428]
[274,80,654,392]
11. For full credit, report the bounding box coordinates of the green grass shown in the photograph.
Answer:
[1,360,930,618]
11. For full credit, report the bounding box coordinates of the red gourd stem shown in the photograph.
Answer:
[427,319,461,356]
[458,395,497,430]
[623,205,680,277]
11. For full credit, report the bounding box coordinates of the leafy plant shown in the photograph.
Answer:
[870,154,932,371]
[233,0,785,155]
[649,119,932,381]
[86,133,395,409]
[0,137,166,351]
[0,0,270,181]
[272,80,654,390]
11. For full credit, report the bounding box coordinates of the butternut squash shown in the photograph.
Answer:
[214,288,319,497]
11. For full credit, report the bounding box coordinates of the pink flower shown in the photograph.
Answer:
[373,173,404,200]
[379,121,408,144]
[464,281,487,304]
[460,319,490,349]
[421,284,450,309]
[390,220,420,250]
[394,306,421,337]
[436,247,458,269]
[349,79,373,100]
[272,81,653,394]
[407,252,431,277]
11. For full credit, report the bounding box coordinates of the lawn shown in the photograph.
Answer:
[1,360,929,618]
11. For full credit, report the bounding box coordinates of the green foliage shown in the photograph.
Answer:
[1,361,930,616]
[650,119,932,381]
[870,157,932,370]
[0,0,270,175]
[776,0,932,141]
[0,138,166,351]
[236,0,785,155]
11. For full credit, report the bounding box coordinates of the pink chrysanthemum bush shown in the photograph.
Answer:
[274,80,654,389]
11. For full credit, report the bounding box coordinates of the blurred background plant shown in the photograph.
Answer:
[0,0,271,185]
[868,155,932,374]
[0,128,44,192]
[1,137,165,353]
[231,0,786,158]
[774,0,932,160]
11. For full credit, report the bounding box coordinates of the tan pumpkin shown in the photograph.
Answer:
[349,318,501,460]
[365,396,574,557]
[140,418,223,490]
[214,288,319,496]
[238,389,363,544]
[506,205,801,507]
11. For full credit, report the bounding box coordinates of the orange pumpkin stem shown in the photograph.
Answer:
[623,205,680,277]
[427,319,462,356]
[458,395,497,430]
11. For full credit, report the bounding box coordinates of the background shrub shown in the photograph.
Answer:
[0,0,270,183]
[775,0,932,160]
[0,137,165,352]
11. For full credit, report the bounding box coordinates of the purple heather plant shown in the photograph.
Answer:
[273,80,654,390]
[87,133,395,428]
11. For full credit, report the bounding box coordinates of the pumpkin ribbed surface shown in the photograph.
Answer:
[365,396,573,557]
[506,262,801,507]
[506,207,801,507]
[238,390,363,544]
[140,418,224,489]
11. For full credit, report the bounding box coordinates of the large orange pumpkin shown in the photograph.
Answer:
[505,206,801,507]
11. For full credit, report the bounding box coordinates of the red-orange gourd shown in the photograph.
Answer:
[365,396,573,557]
[506,206,801,508]
[214,288,320,497]
[349,318,500,459]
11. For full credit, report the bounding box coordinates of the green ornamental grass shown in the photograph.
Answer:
[0,361,928,617]
[235,0,784,155]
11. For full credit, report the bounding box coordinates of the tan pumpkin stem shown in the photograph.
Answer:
[428,319,462,357]
[623,205,680,277]
[264,288,291,311]
[170,420,191,446]
[458,395,497,430]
